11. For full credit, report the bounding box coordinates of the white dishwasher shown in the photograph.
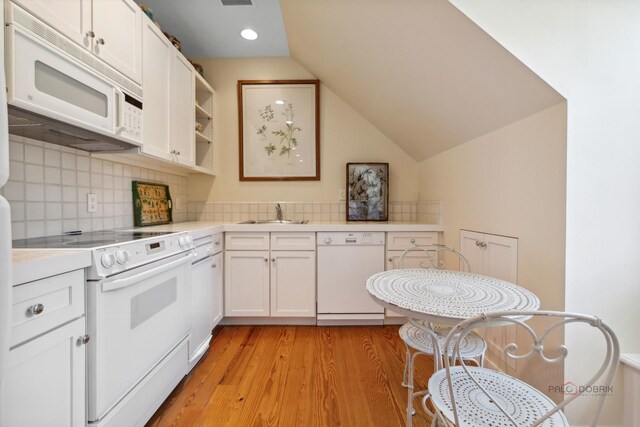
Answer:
[317,232,386,325]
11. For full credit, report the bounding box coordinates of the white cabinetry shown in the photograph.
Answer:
[211,232,224,328]
[459,230,518,282]
[13,0,142,83]
[385,232,440,319]
[170,51,195,166]
[224,233,316,318]
[194,74,215,173]
[140,17,194,166]
[141,17,171,161]
[460,229,518,369]
[1,270,87,427]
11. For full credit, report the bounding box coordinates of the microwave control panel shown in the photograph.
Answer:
[120,94,143,143]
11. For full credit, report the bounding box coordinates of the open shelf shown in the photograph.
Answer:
[195,131,212,144]
[195,103,211,119]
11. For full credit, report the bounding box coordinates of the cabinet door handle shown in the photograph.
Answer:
[410,239,416,244]
[77,335,90,345]
[481,242,487,248]
[388,258,393,262]
[96,38,105,45]
[271,258,276,263]
[85,31,95,38]
[264,258,268,262]
[212,263,217,268]
[29,303,45,316]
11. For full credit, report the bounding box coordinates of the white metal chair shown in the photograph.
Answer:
[428,310,620,427]
[398,244,487,418]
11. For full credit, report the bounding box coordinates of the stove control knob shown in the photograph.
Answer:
[178,235,188,248]
[324,237,332,245]
[116,250,131,265]
[101,253,116,268]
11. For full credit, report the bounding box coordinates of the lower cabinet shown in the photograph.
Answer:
[224,232,316,318]
[1,317,86,427]
[225,250,270,316]
[270,251,316,317]
[211,251,223,327]
[2,269,87,427]
[385,231,440,319]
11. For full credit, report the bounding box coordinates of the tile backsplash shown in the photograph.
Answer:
[187,201,443,224]
[2,136,189,239]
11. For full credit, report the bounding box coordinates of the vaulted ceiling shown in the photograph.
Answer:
[280,0,564,161]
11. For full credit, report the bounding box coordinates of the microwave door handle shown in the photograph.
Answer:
[114,87,125,134]
[101,253,194,292]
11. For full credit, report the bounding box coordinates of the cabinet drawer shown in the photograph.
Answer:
[12,269,85,347]
[270,233,316,251]
[225,233,270,251]
[386,232,439,250]
[212,232,224,254]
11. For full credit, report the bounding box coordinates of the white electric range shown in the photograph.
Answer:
[13,230,196,427]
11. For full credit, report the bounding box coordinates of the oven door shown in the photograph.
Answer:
[87,251,192,421]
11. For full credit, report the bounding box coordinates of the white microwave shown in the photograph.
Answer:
[5,3,143,152]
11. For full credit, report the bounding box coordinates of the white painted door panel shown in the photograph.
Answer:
[91,0,142,83]
[484,234,518,283]
[459,230,485,275]
[1,317,86,427]
[270,251,316,317]
[211,252,223,327]
[141,17,171,160]
[224,251,269,316]
[190,255,213,364]
[13,0,91,49]
[170,51,195,166]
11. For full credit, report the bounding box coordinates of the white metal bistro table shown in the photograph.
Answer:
[366,269,540,426]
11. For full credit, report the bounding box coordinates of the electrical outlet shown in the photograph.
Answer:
[339,189,346,201]
[87,193,97,213]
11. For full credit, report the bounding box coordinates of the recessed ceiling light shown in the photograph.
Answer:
[275,100,285,105]
[240,29,258,40]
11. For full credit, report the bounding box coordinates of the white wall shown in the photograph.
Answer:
[420,102,566,311]
[449,1,640,424]
[188,57,421,203]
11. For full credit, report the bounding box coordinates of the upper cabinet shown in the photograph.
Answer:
[13,0,142,84]
[141,18,172,161]
[90,0,143,84]
[170,51,196,166]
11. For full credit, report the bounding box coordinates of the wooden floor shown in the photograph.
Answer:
[147,325,436,427]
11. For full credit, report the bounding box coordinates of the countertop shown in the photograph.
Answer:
[11,221,442,284]
[12,249,92,286]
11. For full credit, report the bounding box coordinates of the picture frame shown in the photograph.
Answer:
[238,80,320,181]
[132,181,173,226]
[346,163,389,221]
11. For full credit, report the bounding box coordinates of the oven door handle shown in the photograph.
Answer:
[101,253,194,292]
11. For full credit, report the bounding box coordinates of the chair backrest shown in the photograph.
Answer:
[442,310,620,427]
[399,243,470,272]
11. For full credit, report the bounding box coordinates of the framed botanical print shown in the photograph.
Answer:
[346,163,389,221]
[238,80,320,181]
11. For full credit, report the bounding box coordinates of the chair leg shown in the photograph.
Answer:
[402,343,411,387]
[406,348,416,425]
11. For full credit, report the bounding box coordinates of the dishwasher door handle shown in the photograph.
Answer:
[101,253,194,292]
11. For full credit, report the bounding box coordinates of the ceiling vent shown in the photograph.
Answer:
[221,0,253,5]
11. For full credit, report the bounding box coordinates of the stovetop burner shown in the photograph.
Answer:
[12,230,174,249]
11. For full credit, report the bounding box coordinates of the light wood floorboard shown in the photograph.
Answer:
[147,325,436,427]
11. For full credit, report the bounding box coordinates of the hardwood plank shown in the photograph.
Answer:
[146,325,435,427]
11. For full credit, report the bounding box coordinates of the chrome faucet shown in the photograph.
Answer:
[275,203,283,221]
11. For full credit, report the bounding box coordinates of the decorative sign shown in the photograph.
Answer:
[132,181,173,226]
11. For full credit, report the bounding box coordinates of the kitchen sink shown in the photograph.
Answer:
[238,219,310,224]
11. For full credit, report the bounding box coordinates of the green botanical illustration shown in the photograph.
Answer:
[257,102,302,158]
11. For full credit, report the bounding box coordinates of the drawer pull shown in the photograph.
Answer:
[212,263,217,268]
[411,239,416,244]
[29,303,45,316]
[78,335,91,345]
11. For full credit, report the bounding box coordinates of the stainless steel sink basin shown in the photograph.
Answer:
[238,219,309,224]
